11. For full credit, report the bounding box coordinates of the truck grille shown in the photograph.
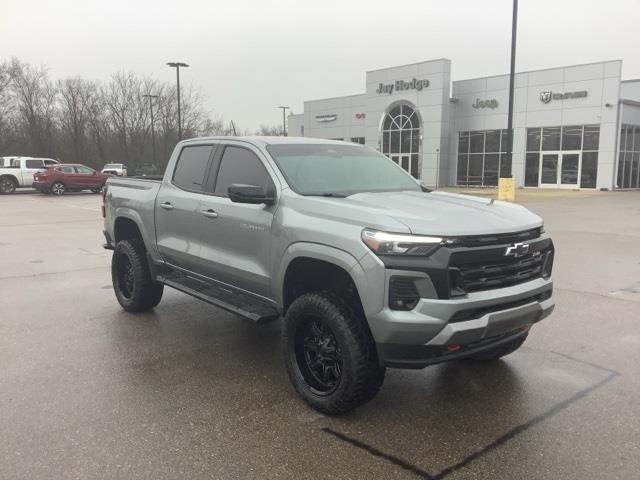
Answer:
[448,239,553,294]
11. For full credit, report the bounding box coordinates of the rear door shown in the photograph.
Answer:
[23,159,46,186]
[155,143,217,273]
[198,143,278,297]
[56,166,78,187]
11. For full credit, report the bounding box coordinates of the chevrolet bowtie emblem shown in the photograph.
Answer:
[505,242,530,258]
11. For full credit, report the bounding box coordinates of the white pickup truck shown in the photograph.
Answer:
[0,157,59,194]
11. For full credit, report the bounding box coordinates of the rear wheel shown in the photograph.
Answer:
[111,239,164,312]
[91,188,101,193]
[283,291,385,414]
[467,333,528,361]
[0,177,17,194]
[51,181,65,196]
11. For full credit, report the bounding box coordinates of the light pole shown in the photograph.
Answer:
[277,106,290,136]
[504,0,518,178]
[142,93,159,166]
[166,62,190,140]
[435,148,440,189]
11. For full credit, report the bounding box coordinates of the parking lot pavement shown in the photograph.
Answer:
[1,190,639,479]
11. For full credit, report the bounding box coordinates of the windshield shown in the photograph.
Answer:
[103,164,122,169]
[266,144,420,196]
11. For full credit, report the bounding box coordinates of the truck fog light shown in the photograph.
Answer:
[389,277,420,311]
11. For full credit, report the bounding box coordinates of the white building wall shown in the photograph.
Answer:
[287,114,304,137]
[451,60,622,189]
[621,80,640,102]
[303,94,366,141]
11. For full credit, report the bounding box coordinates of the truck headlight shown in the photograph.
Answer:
[361,229,443,256]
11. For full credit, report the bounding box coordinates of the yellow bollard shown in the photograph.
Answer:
[498,177,515,201]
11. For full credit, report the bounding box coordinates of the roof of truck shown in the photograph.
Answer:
[180,136,356,147]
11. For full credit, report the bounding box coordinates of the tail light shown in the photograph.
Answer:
[101,185,108,218]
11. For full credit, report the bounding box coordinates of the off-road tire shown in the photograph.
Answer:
[51,181,65,196]
[467,333,528,361]
[111,239,164,312]
[0,177,17,194]
[283,291,385,414]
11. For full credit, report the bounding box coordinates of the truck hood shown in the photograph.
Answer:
[331,190,542,236]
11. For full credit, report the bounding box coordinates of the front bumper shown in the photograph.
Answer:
[369,274,554,369]
[32,181,49,190]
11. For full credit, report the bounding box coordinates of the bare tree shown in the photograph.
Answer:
[10,59,58,156]
[256,124,284,136]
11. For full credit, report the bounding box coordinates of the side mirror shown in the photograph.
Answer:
[228,184,275,205]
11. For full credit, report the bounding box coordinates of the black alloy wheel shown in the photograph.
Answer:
[295,317,343,395]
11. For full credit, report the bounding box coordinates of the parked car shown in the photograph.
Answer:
[0,157,59,194]
[103,137,555,414]
[101,163,127,176]
[33,164,110,195]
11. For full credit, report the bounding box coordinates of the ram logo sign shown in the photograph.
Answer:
[540,90,588,103]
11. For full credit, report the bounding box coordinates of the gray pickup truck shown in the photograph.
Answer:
[103,137,555,414]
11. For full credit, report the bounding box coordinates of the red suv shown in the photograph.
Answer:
[33,164,111,195]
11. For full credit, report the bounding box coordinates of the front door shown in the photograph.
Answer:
[198,144,276,298]
[539,152,581,188]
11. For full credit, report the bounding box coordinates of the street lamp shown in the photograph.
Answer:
[142,93,159,166]
[166,62,190,140]
[504,0,518,179]
[277,106,290,136]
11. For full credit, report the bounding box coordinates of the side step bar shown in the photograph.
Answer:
[157,271,280,324]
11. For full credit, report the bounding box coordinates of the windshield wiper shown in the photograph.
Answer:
[305,192,348,198]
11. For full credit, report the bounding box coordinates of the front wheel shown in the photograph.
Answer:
[283,291,385,415]
[111,239,164,312]
[50,181,65,196]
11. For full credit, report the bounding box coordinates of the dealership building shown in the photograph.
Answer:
[287,58,640,190]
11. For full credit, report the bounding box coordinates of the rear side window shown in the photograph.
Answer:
[214,146,272,196]
[57,166,75,173]
[25,159,44,169]
[173,145,214,192]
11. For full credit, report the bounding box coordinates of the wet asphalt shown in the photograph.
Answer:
[0,189,639,479]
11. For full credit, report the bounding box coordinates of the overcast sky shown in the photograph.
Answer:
[3,0,639,131]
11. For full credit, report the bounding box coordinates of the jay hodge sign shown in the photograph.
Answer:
[376,78,430,95]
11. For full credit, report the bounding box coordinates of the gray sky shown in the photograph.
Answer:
[3,0,639,131]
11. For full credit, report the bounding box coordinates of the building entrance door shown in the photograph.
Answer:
[539,152,581,187]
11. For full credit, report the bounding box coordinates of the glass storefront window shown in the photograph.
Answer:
[542,127,561,150]
[525,153,540,186]
[617,125,640,189]
[469,132,484,153]
[485,130,500,153]
[583,125,600,150]
[580,152,598,188]
[381,103,421,179]
[562,125,582,150]
[457,129,509,186]
[527,128,541,152]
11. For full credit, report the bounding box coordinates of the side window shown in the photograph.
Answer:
[75,166,94,174]
[25,159,43,169]
[172,145,214,192]
[60,166,75,174]
[214,146,272,196]
[44,160,57,166]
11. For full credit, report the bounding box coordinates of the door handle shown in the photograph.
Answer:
[201,209,218,219]
[159,202,174,210]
